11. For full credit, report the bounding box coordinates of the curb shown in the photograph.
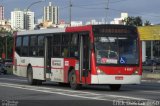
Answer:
[142,72,160,79]
[141,79,160,83]
[142,72,160,83]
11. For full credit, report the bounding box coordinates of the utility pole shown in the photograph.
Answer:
[105,0,109,24]
[5,36,7,59]
[69,0,72,26]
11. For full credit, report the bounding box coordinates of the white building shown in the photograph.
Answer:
[110,13,128,25]
[85,19,106,25]
[71,21,83,26]
[11,9,35,30]
[24,10,35,30]
[43,2,59,24]
[0,5,4,20]
[86,19,99,25]
[11,9,24,30]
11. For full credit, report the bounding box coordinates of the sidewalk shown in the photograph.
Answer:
[142,69,160,83]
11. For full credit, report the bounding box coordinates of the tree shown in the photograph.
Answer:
[144,20,151,26]
[0,29,13,59]
[123,16,143,26]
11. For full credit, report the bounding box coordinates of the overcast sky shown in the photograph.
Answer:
[1,0,160,24]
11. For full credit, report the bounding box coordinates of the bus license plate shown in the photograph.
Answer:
[115,76,123,80]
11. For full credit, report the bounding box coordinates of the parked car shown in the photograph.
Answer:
[143,59,160,66]
[0,63,7,74]
[4,59,13,68]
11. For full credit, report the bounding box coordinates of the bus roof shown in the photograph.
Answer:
[17,28,66,35]
[16,24,136,36]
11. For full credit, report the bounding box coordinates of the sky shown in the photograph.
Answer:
[1,0,160,24]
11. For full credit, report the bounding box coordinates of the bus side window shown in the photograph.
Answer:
[38,35,44,56]
[16,37,22,56]
[52,34,61,57]
[29,36,38,57]
[70,33,79,58]
[62,46,69,57]
[61,33,70,57]
[21,36,29,56]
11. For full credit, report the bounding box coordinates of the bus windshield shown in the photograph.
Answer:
[94,35,139,65]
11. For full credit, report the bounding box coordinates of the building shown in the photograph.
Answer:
[24,10,35,30]
[110,13,128,25]
[85,19,105,25]
[0,20,12,32]
[43,2,59,24]
[11,9,35,30]
[0,5,4,20]
[11,9,24,30]
[71,21,83,26]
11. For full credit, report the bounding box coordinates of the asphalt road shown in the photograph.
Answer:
[0,75,160,106]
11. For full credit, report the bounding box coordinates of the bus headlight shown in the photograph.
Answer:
[96,68,105,75]
[133,69,139,75]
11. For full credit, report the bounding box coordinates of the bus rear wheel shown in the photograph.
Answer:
[27,66,37,85]
[109,84,121,91]
[69,70,81,90]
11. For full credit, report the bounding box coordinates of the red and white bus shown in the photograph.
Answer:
[13,24,142,90]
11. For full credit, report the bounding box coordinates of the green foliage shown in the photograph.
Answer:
[123,16,151,26]
[144,20,151,26]
[122,16,143,26]
[0,30,13,59]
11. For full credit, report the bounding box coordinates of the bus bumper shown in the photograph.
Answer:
[91,75,141,84]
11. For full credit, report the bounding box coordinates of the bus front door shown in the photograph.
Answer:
[79,33,90,83]
[44,36,52,80]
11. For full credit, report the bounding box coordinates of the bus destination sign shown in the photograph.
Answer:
[99,28,130,34]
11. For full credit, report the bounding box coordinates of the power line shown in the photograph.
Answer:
[71,0,128,7]
[70,5,160,19]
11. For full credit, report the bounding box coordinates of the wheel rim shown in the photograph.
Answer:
[70,73,76,85]
[28,71,32,83]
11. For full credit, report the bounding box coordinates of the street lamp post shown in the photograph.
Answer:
[26,0,46,30]
[69,0,72,27]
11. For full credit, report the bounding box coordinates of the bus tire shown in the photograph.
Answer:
[36,80,43,85]
[3,69,7,75]
[69,70,81,90]
[27,66,36,85]
[109,84,121,91]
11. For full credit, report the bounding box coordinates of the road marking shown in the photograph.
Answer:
[0,78,100,95]
[141,91,160,94]
[0,82,110,101]
[0,82,150,101]
[0,78,26,82]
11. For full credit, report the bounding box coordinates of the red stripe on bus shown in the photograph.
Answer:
[15,64,64,70]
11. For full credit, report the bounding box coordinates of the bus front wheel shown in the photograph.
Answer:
[69,70,81,90]
[109,84,121,91]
